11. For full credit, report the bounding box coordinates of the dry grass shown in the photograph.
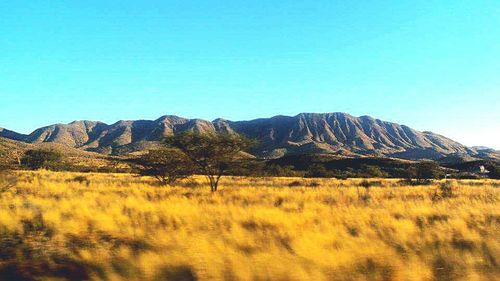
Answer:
[0,171,498,281]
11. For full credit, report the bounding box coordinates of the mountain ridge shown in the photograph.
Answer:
[1,113,497,161]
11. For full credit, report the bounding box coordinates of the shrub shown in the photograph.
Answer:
[359,180,371,189]
[360,165,389,178]
[288,181,302,187]
[439,181,454,198]
[431,181,455,201]
[265,164,299,177]
[20,149,63,170]
[0,170,16,194]
[415,161,444,180]
[71,176,90,186]
[305,164,332,178]
[308,181,321,187]
[488,165,500,179]
[357,180,372,203]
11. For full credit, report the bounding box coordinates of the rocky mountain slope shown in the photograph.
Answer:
[0,128,27,141]
[1,113,495,160]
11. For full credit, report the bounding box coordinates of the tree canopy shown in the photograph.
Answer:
[137,148,193,185]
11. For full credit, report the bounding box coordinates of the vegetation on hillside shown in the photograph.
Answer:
[20,149,63,170]
[3,134,499,180]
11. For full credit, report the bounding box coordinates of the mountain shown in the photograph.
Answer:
[0,128,27,141]
[1,113,496,160]
[467,146,500,161]
[217,113,476,159]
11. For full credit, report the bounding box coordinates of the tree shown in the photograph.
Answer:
[416,161,443,180]
[405,161,443,184]
[305,164,333,178]
[21,149,63,170]
[166,132,255,192]
[265,164,299,177]
[488,165,500,179]
[360,165,389,178]
[138,149,194,185]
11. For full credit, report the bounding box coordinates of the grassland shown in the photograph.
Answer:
[0,171,498,281]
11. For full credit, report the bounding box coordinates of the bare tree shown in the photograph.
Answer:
[166,132,255,192]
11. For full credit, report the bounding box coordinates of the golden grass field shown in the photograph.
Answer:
[0,171,498,281]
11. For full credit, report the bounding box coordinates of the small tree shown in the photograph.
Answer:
[21,149,63,170]
[360,165,389,178]
[305,164,333,178]
[405,161,443,184]
[265,164,298,177]
[489,165,500,179]
[166,133,255,192]
[138,149,194,185]
[416,161,443,180]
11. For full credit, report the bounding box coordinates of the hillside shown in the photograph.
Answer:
[1,113,497,161]
[0,137,120,170]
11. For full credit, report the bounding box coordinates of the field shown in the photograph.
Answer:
[0,171,498,281]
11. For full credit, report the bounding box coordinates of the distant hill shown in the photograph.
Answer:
[0,137,120,171]
[1,113,498,161]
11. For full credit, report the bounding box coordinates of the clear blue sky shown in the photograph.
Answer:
[1,1,499,148]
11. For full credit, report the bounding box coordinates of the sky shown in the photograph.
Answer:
[1,1,499,149]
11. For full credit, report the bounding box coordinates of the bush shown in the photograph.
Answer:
[305,164,354,179]
[308,181,321,187]
[265,164,299,177]
[399,178,433,186]
[359,165,389,178]
[288,181,302,187]
[357,180,372,203]
[405,161,444,184]
[359,180,371,189]
[432,181,455,201]
[0,170,16,194]
[440,181,454,198]
[71,176,90,186]
[488,165,500,179]
[416,161,444,179]
[20,149,63,170]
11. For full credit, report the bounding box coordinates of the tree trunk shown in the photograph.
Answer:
[213,174,222,192]
[208,175,216,192]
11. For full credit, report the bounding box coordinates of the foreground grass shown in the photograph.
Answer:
[0,171,498,281]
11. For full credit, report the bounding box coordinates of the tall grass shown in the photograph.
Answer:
[0,171,498,280]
